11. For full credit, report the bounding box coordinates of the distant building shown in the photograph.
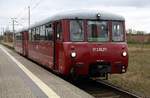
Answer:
[127,33,150,43]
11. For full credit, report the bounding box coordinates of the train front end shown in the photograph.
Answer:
[66,42,128,79]
[61,12,128,79]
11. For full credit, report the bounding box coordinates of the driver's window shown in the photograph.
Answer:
[70,20,84,41]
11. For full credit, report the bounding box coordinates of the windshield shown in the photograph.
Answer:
[112,22,124,42]
[87,21,109,42]
[69,20,124,42]
[70,20,84,41]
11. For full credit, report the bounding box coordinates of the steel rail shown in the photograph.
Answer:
[96,79,144,98]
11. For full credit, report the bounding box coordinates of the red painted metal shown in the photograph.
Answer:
[22,31,28,56]
[59,42,128,75]
[27,41,54,68]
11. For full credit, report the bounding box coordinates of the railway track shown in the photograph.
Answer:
[96,79,143,98]
[72,79,143,98]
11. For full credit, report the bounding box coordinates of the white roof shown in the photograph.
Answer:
[51,9,125,21]
[22,9,125,30]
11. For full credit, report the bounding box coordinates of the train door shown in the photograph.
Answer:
[54,21,62,71]
[22,31,28,56]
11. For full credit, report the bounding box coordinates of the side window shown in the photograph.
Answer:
[36,27,40,40]
[56,22,62,40]
[40,25,45,40]
[15,33,22,41]
[19,33,22,40]
[31,28,36,41]
[15,33,18,40]
[29,29,32,41]
[15,33,19,41]
[45,23,53,40]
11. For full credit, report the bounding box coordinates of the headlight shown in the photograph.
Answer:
[122,51,127,57]
[71,52,76,58]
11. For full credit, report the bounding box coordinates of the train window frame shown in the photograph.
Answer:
[35,27,40,40]
[15,33,18,41]
[112,21,124,42]
[69,20,84,42]
[15,33,22,41]
[55,21,62,40]
[45,23,53,41]
[29,29,32,41]
[40,25,46,40]
[31,28,36,41]
[87,20,109,42]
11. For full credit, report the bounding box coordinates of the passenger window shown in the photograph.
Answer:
[31,28,36,41]
[15,33,18,40]
[36,27,40,40]
[15,33,22,41]
[45,23,53,40]
[40,25,45,40]
[19,33,22,40]
[29,29,32,41]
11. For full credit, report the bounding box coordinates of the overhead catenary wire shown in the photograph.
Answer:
[15,6,27,20]
[15,0,31,20]
[31,0,43,10]
[18,0,43,18]
[17,0,43,23]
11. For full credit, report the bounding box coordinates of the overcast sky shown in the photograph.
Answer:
[0,0,150,33]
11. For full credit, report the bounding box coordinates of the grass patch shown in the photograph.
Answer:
[109,44,150,97]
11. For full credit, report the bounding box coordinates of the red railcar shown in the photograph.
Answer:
[15,10,128,79]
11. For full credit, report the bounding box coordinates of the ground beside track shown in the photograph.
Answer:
[109,43,150,97]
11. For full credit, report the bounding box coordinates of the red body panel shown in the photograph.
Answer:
[28,41,54,68]
[61,42,128,76]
